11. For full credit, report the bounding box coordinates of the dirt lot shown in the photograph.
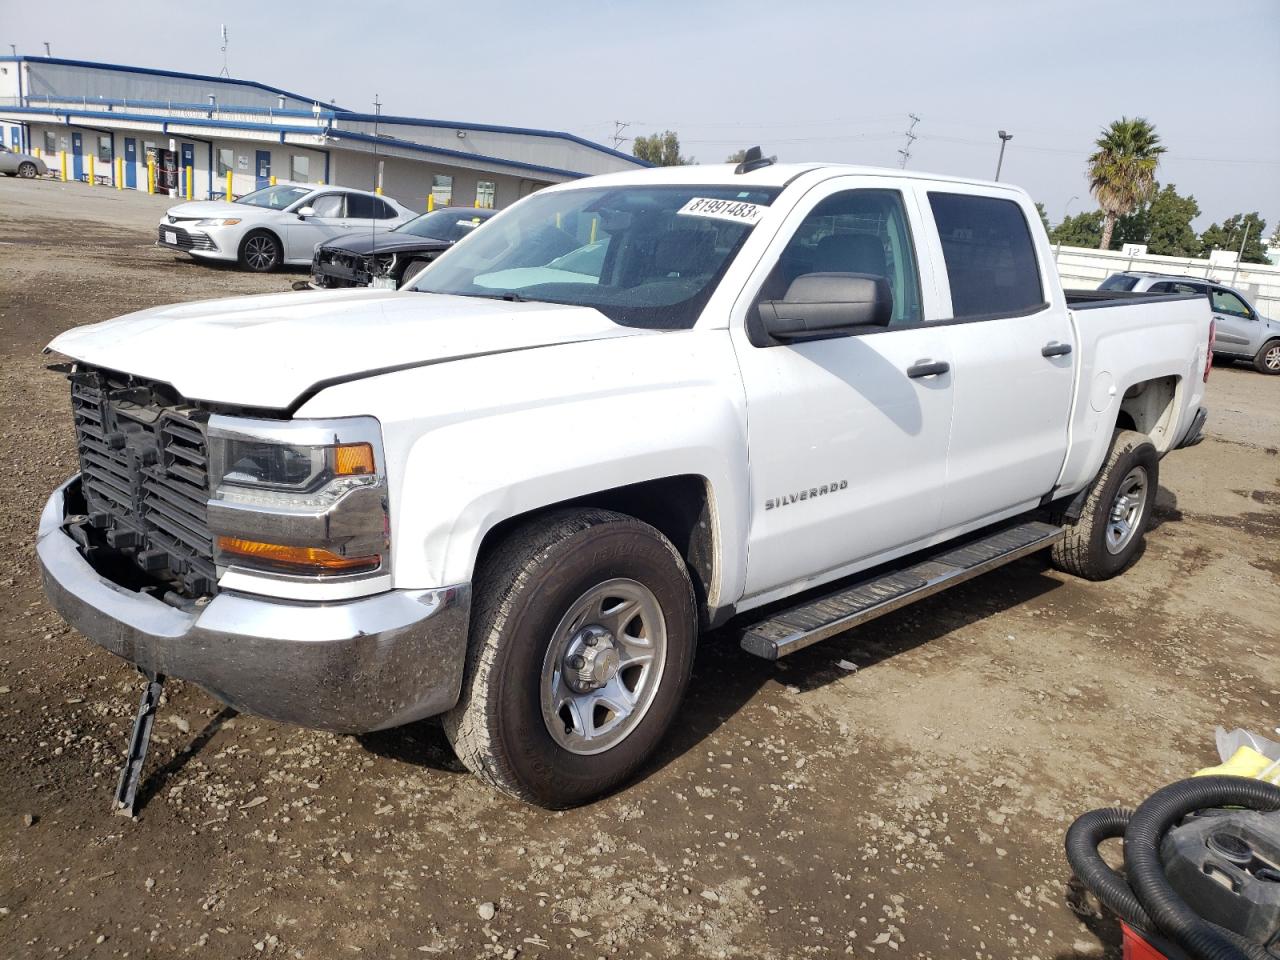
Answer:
[0,177,1277,960]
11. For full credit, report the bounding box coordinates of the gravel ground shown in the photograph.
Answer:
[1,177,1277,960]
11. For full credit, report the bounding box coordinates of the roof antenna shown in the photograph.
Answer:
[734,146,774,175]
[218,24,230,78]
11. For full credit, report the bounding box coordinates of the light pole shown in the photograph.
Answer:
[995,130,1013,181]
[1055,196,1080,260]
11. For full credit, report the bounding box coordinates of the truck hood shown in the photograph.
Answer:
[48,289,649,410]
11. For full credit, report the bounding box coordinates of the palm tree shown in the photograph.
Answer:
[1088,117,1166,250]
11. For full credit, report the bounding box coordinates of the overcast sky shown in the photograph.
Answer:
[6,0,1278,234]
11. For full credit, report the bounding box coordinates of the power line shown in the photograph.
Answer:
[611,121,631,150]
[898,113,920,169]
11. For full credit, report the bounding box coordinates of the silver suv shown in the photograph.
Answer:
[1100,272,1280,375]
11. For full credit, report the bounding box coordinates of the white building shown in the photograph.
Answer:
[0,56,645,209]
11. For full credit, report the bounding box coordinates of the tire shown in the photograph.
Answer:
[397,258,430,288]
[1051,429,1159,581]
[443,508,697,808]
[18,162,37,179]
[1254,340,1280,375]
[239,230,282,272]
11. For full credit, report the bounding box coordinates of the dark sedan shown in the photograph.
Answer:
[311,206,498,288]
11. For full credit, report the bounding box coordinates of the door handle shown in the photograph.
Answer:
[1041,341,1073,357]
[907,359,950,379]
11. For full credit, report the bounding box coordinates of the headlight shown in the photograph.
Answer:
[206,416,388,581]
[193,218,242,227]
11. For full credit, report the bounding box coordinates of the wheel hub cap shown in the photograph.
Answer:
[1105,466,1148,555]
[563,625,621,693]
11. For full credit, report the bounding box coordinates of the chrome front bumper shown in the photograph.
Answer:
[36,478,470,733]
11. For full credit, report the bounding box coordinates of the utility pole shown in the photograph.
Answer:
[994,130,1013,181]
[897,113,920,169]
[1230,221,1251,286]
[611,121,631,151]
[218,25,230,78]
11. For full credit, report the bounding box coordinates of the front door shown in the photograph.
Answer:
[179,142,195,197]
[255,150,271,190]
[921,189,1075,531]
[283,192,353,261]
[71,132,83,181]
[734,179,955,602]
[1208,286,1258,357]
[123,138,137,189]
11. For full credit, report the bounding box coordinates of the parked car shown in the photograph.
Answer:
[158,183,416,272]
[0,144,49,179]
[312,206,498,288]
[1100,271,1280,374]
[41,159,1212,809]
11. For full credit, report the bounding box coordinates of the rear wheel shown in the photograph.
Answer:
[239,231,282,272]
[18,162,37,179]
[444,509,697,808]
[1254,340,1280,375]
[1051,429,1158,581]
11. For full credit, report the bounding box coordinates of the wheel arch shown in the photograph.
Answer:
[474,475,721,628]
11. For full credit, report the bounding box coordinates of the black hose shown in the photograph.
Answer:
[1064,806,1152,929]
[1124,776,1280,960]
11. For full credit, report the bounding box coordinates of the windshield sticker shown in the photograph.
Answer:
[677,197,767,225]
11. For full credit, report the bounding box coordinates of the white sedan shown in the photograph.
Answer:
[157,184,416,272]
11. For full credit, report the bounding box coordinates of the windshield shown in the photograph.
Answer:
[407,184,780,329]
[235,184,312,209]
[396,208,493,241]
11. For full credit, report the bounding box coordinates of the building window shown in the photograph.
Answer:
[291,154,310,182]
[98,135,112,163]
[44,131,56,154]
[216,148,234,177]
[476,180,496,209]
[431,174,453,207]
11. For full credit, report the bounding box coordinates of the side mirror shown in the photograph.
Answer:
[296,206,316,220]
[757,273,893,342]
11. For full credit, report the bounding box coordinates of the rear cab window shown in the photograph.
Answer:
[927,192,1045,319]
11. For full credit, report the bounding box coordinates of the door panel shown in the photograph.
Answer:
[1209,287,1257,356]
[283,193,353,261]
[123,139,137,189]
[179,143,195,196]
[255,150,271,190]
[734,180,954,600]
[72,133,83,180]
[921,189,1074,529]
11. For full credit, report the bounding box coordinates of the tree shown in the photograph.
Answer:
[633,131,691,166]
[1200,213,1269,264]
[1034,202,1051,234]
[726,149,748,164]
[1050,210,1105,248]
[1088,117,1165,250]
[1139,184,1202,257]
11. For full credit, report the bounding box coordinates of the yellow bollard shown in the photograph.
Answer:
[33,146,40,158]
[116,156,123,190]
[427,194,435,212]
[89,152,96,185]
[226,170,233,200]
[375,185,383,195]
[59,150,68,182]
[269,175,276,186]
[186,165,193,200]
[589,217,598,244]
[147,159,155,195]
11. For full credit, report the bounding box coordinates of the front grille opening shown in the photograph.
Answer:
[70,368,217,600]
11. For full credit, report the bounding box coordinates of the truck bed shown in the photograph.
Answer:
[1064,289,1202,309]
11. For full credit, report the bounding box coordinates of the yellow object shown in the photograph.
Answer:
[1195,745,1280,785]
[226,170,234,200]
[589,217,598,244]
[33,146,40,158]
[334,443,375,476]
[115,156,123,190]
[185,165,193,200]
[147,158,155,194]
[269,175,276,186]
[427,194,435,212]
[59,150,67,182]
[88,152,96,185]
[217,536,379,575]
[375,185,383,195]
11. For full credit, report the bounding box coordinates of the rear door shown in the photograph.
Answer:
[921,189,1075,532]
[733,177,956,601]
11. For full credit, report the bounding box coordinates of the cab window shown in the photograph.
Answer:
[1210,288,1251,318]
[928,192,1044,319]
[759,189,923,327]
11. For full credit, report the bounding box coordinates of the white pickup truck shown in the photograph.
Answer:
[39,155,1212,808]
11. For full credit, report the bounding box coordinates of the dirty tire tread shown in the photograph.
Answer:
[443,508,696,807]
[1254,340,1280,375]
[1051,429,1157,581]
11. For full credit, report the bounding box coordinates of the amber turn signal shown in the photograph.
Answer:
[216,536,380,575]
[334,442,375,476]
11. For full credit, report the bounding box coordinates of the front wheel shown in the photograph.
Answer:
[18,162,38,179]
[444,509,697,808]
[239,230,282,272]
[1051,429,1159,581]
[1254,340,1280,375]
